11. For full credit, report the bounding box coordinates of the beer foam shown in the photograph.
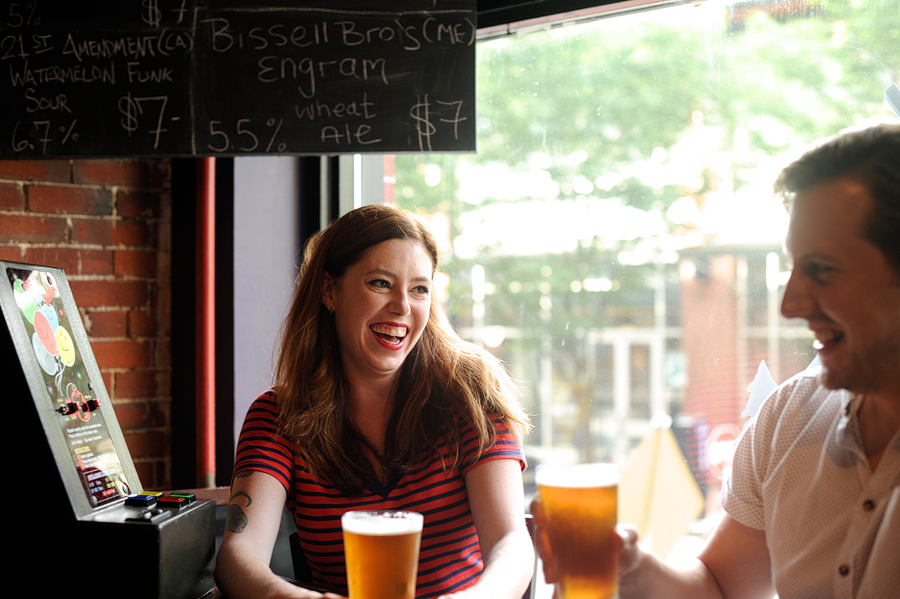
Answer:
[341,510,424,535]
[535,463,619,488]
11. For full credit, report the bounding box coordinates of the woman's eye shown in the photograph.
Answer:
[367,279,390,289]
[413,285,430,295]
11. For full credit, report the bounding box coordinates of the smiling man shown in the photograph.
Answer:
[643,124,899,598]
[713,123,900,599]
[535,124,900,599]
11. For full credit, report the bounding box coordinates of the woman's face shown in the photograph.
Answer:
[322,238,433,385]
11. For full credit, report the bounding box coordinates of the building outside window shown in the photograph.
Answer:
[381,0,896,563]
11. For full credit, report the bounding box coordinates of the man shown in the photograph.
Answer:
[533,123,900,599]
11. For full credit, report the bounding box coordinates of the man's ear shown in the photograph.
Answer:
[321,273,335,312]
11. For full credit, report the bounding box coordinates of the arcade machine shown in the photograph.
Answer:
[1,260,215,599]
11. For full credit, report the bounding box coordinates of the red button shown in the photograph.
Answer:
[158,495,188,508]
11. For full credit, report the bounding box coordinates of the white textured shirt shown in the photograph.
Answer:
[722,367,900,599]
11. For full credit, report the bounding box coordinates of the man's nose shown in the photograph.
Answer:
[780,270,813,319]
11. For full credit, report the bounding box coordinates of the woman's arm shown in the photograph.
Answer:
[215,471,335,599]
[440,458,534,599]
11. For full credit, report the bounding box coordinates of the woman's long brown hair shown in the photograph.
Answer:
[274,205,530,495]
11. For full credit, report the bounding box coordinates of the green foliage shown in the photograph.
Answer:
[396,0,896,336]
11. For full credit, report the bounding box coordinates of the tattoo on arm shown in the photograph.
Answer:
[234,471,254,479]
[225,491,253,533]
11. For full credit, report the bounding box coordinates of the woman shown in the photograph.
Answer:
[215,205,533,599]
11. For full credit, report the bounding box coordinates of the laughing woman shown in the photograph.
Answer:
[214,205,533,599]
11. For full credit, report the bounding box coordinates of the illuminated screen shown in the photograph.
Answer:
[7,267,131,508]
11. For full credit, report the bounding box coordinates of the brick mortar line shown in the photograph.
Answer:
[0,210,168,222]
[4,243,164,251]
[3,179,168,193]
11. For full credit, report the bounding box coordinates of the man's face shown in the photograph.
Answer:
[781,178,900,395]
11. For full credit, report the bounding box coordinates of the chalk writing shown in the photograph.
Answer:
[1,0,476,157]
[117,93,172,149]
[12,118,80,154]
[294,93,376,121]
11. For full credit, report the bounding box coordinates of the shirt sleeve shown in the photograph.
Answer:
[720,373,813,530]
[232,390,294,493]
[721,409,767,530]
[460,415,527,476]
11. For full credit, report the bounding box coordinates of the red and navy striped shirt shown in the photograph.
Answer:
[233,390,526,598]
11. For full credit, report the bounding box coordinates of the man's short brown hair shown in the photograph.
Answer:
[774,123,900,275]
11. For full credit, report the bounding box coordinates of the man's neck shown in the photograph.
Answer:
[856,391,900,471]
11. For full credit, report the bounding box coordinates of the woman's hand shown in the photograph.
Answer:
[529,497,639,598]
[439,460,534,599]
[528,496,557,591]
[214,585,343,599]
[214,586,345,599]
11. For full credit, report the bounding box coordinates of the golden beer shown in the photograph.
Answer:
[537,464,620,599]
[341,510,423,599]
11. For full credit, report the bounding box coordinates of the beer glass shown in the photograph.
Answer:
[536,463,620,599]
[341,510,423,599]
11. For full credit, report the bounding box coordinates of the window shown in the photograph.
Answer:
[388,0,896,561]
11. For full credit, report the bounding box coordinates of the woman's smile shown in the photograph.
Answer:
[370,322,409,348]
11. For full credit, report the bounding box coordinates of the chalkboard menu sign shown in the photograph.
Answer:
[0,0,476,158]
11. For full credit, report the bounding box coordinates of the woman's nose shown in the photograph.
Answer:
[389,290,410,315]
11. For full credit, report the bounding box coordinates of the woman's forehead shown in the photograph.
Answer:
[353,238,435,275]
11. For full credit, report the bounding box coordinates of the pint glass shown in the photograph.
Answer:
[536,463,620,599]
[341,510,423,599]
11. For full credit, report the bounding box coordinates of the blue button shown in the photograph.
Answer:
[125,494,157,507]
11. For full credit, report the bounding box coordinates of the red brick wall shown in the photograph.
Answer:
[0,158,173,489]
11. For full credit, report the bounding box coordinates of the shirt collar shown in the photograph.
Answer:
[835,390,863,455]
